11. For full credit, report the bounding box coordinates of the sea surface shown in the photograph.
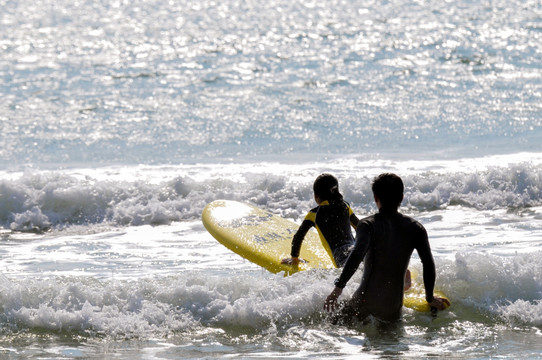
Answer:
[1,0,542,358]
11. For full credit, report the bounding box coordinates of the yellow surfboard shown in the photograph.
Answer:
[202,200,450,312]
[404,269,450,312]
[202,200,334,275]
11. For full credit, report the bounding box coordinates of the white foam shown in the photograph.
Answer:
[2,156,542,232]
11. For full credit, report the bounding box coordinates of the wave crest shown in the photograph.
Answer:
[1,161,541,231]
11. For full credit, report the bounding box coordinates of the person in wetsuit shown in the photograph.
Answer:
[281,173,359,268]
[324,173,449,323]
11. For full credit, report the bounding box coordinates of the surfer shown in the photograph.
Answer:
[281,173,360,268]
[324,173,450,323]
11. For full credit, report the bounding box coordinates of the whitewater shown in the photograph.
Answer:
[1,0,542,358]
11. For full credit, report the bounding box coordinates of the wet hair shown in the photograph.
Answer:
[371,173,404,209]
[313,173,343,202]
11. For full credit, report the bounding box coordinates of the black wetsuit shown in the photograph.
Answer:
[334,208,436,322]
[291,200,359,267]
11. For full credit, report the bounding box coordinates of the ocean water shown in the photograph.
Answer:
[1,0,542,358]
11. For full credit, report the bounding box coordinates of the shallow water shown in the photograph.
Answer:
[0,160,541,358]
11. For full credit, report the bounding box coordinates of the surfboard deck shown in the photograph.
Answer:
[202,200,450,312]
[202,200,334,275]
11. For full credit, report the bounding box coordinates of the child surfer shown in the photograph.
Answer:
[281,173,360,268]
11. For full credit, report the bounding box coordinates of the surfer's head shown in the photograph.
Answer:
[372,173,404,210]
[313,173,343,203]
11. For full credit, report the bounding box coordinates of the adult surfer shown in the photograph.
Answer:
[324,173,449,323]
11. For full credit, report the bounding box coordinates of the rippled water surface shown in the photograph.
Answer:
[1,0,541,165]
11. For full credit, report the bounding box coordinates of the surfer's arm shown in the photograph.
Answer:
[349,213,360,230]
[324,286,343,312]
[289,219,314,258]
[282,219,314,264]
[324,222,369,313]
[346,202,360,230]
[333,219,371,288]
[415,227,450,310]
[415,226,437,303]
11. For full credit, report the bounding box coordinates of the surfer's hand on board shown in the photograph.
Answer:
[428,296,451,311]
[281,257,307,265]
[324,287,343,312]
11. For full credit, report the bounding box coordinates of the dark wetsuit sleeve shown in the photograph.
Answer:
[290,219,314,258]
[350,212,360,229]
[416,226,436,302]
[334,220,371,288]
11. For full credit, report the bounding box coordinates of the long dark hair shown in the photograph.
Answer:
[313,173,343,203]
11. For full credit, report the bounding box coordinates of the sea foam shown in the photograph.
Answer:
[1,247,541,339]
[1,159,542,232]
